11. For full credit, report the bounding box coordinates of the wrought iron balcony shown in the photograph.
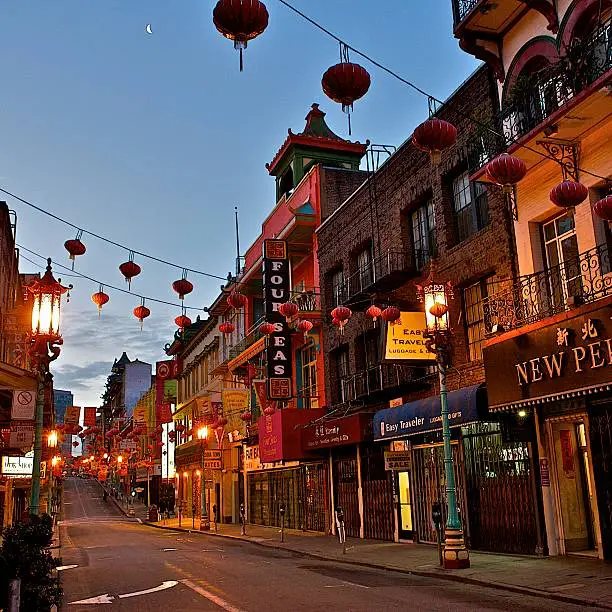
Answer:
[343,251,413,308]
[339,362,416,402]
[228,316,265,361]
[483,243,612,335]
[291,288,321,314]
[452,0,482,24]
[468,17,612,171]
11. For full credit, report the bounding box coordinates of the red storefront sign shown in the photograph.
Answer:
[156,360,182,380]
[258,409,325,463]
[83,407,97,427]
[301,413,372,451]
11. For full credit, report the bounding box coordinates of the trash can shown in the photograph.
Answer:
[148,505,159,522]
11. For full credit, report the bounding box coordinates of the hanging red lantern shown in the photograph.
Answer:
[381,306,401,324]
[213,0,269,71]
[593,195,612,221]
[119,258,141,289]
[175,314,192,329]
[91,287,110,316]
[279,301,299,320]
[219,321,236,334]
[485,153,527,194]
[331,306,351,335]
[322,56,371,135]
[172,277,194,300]
[240,411,252,422]
[331,317,341,328]
[366,305,382,323]
[264,405,276,416]
[260,322,276,335]
[134,303,151,329]
[412,119,457,164]
[227,291,248,309]
[64,236,86,268]
[297,319,314,339]
[550,180,588,211]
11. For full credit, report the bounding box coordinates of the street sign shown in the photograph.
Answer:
[11,389,35,420]
[204,450,221,460]
[9,423,34,450]
[384,451,412,471]
[203,460,222,470]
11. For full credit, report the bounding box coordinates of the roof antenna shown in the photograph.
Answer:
[235,206,241,277]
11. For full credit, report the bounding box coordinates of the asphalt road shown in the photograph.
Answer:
[59,477,598,612]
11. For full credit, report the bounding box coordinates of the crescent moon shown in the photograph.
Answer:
[145,24,153,34]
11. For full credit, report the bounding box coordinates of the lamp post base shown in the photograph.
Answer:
[443,528,470,569]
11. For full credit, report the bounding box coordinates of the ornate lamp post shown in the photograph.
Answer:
[28,259,71,516]
[197,425,210,531]
[417,274,470,569]
[46,429,59,516]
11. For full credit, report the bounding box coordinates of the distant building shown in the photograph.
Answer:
[53,389,74,457]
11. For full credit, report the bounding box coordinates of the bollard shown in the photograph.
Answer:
[279,503,286,543]
[240,503,246,536]
[213,504,218,533]
[8,578,20,612]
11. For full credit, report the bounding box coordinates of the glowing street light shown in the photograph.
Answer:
[47,430,58,449]
[197,425,210,531]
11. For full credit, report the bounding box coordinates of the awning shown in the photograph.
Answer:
[0,362,37,391]
[373,384,487,442]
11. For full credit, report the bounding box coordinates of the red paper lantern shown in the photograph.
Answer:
[119,260,141,289]
[64,238,86,261]
[219,321,236,334]
[331,306,352,322]
[412,119,457,164]
[175,314,192,329]
[550,180,588,211]
[213,0,269,71]
[381,306,401,324]
[279,301,299,320]
[91,289,110,315]
[172,278,194,300]
[593,195,612,221]
[322,61,370,134]
[260,322,276,335]
[485,153,527,194]
[331,317,340,328]
[134,304,151,329]
[264,406,275,416]
[297,319,314,338]
[227,291,248,309]
[366,305,382,322]
[240,411,252,422]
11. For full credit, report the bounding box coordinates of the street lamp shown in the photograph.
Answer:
[417,273,470,569]
[47,430,58,449]
[28,259,71,516]
[197,425,210,531]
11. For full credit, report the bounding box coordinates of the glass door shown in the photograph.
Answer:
[543,214,580,308]
[397,471,414,539]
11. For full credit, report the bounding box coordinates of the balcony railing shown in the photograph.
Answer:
[468,17,612,171]
[343,251,412,306]
[452,0,482,25]
[483,243,612,335]
[291,288,321,314]
[229,315,265,361]
[339,362,416,402]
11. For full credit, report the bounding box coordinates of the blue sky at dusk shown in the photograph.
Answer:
[0,1,478,406]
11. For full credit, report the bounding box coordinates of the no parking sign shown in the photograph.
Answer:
[11,389,36,420]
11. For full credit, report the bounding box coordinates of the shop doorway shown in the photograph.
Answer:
[549,420,597,554]
[397,471,413,540]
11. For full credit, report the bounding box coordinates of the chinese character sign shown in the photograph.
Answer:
[83,407,97,427]
[64,406,81,425]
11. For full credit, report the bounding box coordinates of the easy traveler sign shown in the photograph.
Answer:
[385,312,435,360]
[263,239,293,400]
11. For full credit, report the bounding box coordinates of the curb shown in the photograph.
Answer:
[139,521,612,610]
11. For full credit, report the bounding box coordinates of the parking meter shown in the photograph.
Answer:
[336,505,344,523]
[212,504,218,532]
[240,502,246,535]
[335,505,346,552]
[432,501,443,567]
[279,503,286,542]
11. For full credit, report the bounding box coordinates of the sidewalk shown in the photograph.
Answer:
[141,516,612,609]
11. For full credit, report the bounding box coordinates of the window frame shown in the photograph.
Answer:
[462,275,498,362]
[452,171,489,243]
[411,199,436,270]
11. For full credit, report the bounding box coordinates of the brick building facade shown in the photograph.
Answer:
[313,65,544,554]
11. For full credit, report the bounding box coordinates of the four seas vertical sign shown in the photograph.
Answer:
[263,239,293,400]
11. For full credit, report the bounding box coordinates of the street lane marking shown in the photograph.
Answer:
[118,580,178,599]
[181,579,245,612]
[56,565,79,571]
[69,594,113,604]
[162,548,177,551]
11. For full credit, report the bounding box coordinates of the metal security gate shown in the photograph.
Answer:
[333,452,360,537]
[361,445,394,541]
[411,443,467,544]
[303,463,329,532]
[462,423,539,554]
[589,401,612,559]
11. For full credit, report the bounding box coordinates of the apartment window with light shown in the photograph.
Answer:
[412,200,436,270]
[452,171,489,243]
[463,276,498,361]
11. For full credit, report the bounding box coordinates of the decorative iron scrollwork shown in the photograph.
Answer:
[536,139,580,182]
